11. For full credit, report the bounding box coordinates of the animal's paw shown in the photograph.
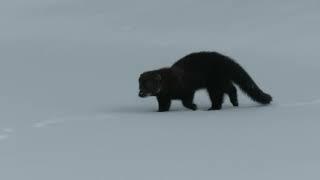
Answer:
[190,104,198,111]
[158,109,169,112]
[231,101,239,107]
[208,106,222,111]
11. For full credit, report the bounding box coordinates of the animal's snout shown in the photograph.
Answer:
[139,91,147,97]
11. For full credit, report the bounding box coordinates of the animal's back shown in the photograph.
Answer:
[172,52,236,88]
[172,51,235,74]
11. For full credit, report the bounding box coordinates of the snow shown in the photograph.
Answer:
[0,0,320,179]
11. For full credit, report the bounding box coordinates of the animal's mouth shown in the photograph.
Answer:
[155,88,161,94]
[139,91,151,98]
[139,87,161,97]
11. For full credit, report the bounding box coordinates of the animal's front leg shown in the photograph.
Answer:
[157,96,171,112]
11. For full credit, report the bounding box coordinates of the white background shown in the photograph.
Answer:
[1,0,320,179]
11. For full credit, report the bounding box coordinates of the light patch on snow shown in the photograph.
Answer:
[0,134,9,141]
[32,113,119,128]
[0,128,13,142]
[280,99,320,107]
[3,128,14,133]
[33,118,68,128]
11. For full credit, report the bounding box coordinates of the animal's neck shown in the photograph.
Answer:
[165,67,185,91]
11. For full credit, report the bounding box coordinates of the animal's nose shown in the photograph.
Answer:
[139,91,145,97]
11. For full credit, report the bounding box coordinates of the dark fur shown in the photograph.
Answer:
[139,51,272,112]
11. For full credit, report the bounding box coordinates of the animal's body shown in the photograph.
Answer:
[138,51,272,112]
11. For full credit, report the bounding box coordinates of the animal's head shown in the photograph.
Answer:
[138,71,163,98]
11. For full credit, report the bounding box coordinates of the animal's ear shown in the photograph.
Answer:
[155,74,162,81]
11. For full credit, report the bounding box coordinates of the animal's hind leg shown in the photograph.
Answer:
[227,84,238,107]
[207,88,224,110]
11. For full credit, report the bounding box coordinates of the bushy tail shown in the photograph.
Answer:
[230,62,272,104]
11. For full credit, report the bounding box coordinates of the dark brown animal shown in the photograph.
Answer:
[139,51,272,112]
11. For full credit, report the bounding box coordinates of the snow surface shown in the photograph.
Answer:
[1,0,320,179]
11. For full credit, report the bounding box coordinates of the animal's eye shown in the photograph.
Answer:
[146,81,151,87]
[146,81,154,88]
[153,81,158,85]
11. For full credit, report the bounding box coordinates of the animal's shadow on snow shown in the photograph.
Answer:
[104,103,271,114]
[107,105,158,114]
[105,105,190,114]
